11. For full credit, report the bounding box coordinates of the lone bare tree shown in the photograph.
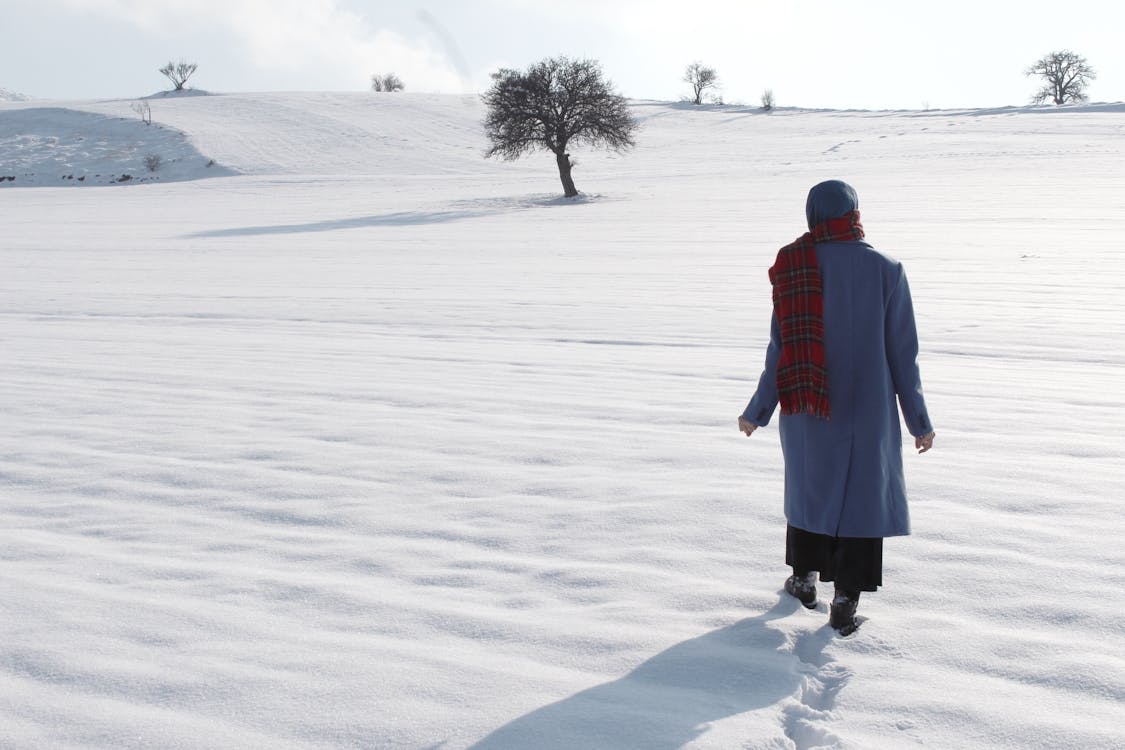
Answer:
[371,73,404,92]
[483,56,637,198]
[159,60,197,91]
[1026,50,1096,105]
[131,100,152,125]
[684,62,719,105]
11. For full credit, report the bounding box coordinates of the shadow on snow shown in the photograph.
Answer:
[185,194,604,238]
[466,597,813,750]
[187,210,491,236]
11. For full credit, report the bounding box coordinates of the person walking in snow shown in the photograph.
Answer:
[738,179,935,635]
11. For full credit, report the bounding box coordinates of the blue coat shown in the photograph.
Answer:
[743,240,933,538]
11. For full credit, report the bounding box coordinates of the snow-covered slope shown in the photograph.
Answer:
[0,106,234,186]
[1,93,1124,750]
[1,92,512,186]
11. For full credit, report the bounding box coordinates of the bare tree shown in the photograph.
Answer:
[131,100,152,125]
[483,56,638,198]
[683,62,719,105]
[760,89,775,111]
[159,60,198,91]
[1026,50,1096,105]
[371,73,404,92]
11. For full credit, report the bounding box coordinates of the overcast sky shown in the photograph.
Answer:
[4,0,1123,109]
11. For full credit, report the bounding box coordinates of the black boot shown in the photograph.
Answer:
[784,570,818,609]
[829,589,860,635]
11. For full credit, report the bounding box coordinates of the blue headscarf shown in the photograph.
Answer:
[805,180,859,230]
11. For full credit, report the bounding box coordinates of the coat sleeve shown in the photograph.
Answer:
[885,266,934,437]
[742,311,781,426]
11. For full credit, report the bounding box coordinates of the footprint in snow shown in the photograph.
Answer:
[780,628,854,750]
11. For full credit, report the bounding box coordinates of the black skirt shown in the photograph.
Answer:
[785,524,883,592]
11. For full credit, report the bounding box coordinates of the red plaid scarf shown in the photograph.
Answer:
[768,209,865,419]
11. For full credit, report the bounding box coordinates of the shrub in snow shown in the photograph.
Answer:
[144,154,162,173]
[159,60,198,91]
[0,87,31,102]
[131,100,152,125]
[371,73,404,92]
[761,89,775,111]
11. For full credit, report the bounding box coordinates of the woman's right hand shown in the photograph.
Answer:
[738,416,758,437]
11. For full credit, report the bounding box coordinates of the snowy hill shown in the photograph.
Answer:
[0,92,511,186]
[1,92,1124,749]
[5,91,1124,185]
[0,106,235,186]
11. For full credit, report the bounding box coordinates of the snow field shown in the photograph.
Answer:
[2,93,1124,749]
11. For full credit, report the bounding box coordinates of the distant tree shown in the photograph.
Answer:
[1026,50,1096,105]
[159,60,197,91]
[131,100,152,125]
[371,73,404,92]
[683,62,719,105]
[483,56,638,197]
[760,89,775,111]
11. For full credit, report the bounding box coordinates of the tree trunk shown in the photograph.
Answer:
[556,151,578,197]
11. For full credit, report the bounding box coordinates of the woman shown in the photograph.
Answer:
[738,180,935,635]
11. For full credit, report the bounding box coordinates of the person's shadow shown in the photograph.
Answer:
[467,597,816,749]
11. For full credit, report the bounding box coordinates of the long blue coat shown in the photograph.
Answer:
[743,239,933,538]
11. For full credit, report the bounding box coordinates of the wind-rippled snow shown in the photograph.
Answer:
[1,93,1123,749]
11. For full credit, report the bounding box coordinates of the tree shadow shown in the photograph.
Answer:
[185,193,603,238]
[467,597,813,750]
[185,209,493,237]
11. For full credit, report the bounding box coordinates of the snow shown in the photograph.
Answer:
[2,92,1124,749]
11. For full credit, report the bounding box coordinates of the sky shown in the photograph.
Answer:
[3,0,1124,110]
